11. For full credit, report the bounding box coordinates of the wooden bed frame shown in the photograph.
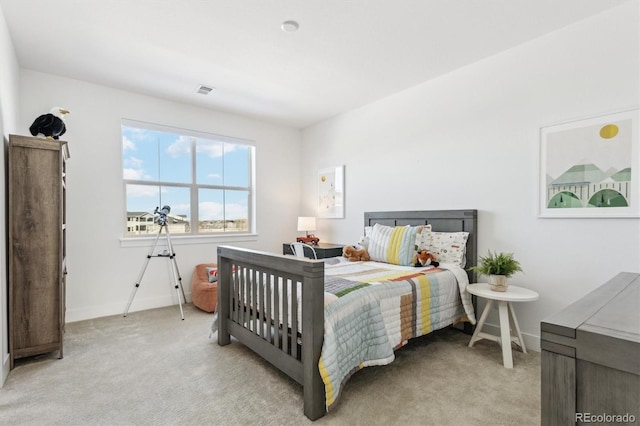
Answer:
[217,209,477,420]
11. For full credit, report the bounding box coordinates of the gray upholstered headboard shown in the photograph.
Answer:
[364,210,478,283]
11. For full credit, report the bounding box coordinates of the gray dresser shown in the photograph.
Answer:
[541,272,640,425]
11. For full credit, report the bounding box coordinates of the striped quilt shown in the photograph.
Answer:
[319,258,476,411]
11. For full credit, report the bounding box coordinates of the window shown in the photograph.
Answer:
[122,120,254,237]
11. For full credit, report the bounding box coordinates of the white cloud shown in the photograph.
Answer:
[199,201,224,220]
[126,185,159,198]
[123,156,149,179]
[163,201,247,221]
[225,203,248,220]
[196,140,238,158]
[124,156,144,168]
[169,203,190,218]
[123,168,146,180]
[162,134,243,160]
[166,136,191,158]
[122,136,136,152]
[197,142,223,158]
[198,201,246,220]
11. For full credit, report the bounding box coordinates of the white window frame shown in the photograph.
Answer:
[120,119,257,247]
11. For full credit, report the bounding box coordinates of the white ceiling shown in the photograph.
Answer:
[1,0,629,128]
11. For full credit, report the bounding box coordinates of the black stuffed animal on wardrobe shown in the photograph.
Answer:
[29,107,69,140]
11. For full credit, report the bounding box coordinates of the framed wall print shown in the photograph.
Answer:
[539,109,639,218]
[318,165,344,218]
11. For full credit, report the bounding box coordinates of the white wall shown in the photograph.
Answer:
[18,71,303,322]
[0,2,20,385]
[301,2,640,350]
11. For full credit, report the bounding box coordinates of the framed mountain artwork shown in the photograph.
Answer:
[539,109,639,218]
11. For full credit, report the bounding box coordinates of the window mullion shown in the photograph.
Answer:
[191,137,197,235]
[222,142,226,231]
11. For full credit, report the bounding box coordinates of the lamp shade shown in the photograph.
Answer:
[297,216,316,232]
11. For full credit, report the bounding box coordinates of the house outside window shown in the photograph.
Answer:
[122,120,255,237]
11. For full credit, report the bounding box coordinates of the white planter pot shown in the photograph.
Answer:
[489,275,508,292]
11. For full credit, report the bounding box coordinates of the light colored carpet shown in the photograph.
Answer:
[0,304,540,425]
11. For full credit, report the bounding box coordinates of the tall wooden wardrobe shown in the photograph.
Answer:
[8,134,69,368]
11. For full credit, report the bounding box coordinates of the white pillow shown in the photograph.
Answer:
[429,231,469,267]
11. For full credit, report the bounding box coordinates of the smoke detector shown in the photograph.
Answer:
[281,20,299,33]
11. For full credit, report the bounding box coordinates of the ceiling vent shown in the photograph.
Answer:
[195,85,214,95]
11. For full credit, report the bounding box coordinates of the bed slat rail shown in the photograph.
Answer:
[217,245,326,420]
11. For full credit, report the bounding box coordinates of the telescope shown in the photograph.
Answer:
[154,205,171,225]
[124,203,185,320]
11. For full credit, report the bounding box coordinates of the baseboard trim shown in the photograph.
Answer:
[66,299,540,351]
[66,292,193,323]
[2,352,9,387]
[479,322,540,352]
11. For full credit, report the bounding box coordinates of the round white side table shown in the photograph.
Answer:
[466,283,539,368]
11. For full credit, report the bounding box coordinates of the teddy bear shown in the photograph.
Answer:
[415,249,439,267]
[342,245,370,262]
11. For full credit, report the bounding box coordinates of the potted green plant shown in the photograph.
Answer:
[469,250,523,292]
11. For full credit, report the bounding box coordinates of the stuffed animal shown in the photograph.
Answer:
[357,235,369,250]
[415,249,439,267]
[343,245,370,262]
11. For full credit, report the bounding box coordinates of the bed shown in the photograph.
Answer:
[214,210,478,420]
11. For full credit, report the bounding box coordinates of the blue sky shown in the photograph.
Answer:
[122,124,250,222]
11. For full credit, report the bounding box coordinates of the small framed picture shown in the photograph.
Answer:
[318,166,344,218]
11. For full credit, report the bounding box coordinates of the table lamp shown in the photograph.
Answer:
[297,216,319,244]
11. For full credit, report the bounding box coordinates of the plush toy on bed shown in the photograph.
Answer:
[415,249,439,267]
[356,235,369,250]
[342,245,370,262]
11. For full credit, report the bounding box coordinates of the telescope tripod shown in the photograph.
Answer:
[123,223,187,320]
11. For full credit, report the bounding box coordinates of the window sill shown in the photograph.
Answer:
[119,233,258,248]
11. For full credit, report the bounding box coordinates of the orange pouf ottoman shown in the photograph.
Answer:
[191,263,218,313]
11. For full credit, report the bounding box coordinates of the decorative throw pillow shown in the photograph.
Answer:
[206,267,218,283]
[367,223,419,266]
[429,231,469,267]
[414,224,433,251]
